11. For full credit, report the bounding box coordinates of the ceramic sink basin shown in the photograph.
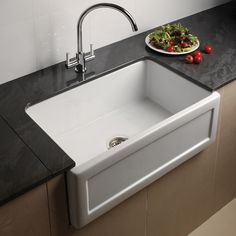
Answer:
[26,59,220,228]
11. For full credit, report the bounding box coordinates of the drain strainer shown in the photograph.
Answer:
[108,136,128,149]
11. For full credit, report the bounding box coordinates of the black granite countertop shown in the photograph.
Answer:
[0,2,235,206]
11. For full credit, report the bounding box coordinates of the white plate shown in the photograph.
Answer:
[145,33,200,55]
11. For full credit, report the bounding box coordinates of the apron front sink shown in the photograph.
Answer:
[26,59,220,228]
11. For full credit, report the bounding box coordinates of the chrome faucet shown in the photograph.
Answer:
[66,3,138,73]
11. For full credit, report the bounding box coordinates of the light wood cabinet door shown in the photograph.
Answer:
[0,184,50,236]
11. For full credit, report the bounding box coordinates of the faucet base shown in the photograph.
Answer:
[75,64,86,73]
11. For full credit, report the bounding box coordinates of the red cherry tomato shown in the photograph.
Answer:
[181,42,189,48]
[204,45,212,54]
[193,50,202,58]
[166,46,174,52]
[169,41,175,46]
[185,55,194,64]
[180,36,187,41]
[194,55,202,64]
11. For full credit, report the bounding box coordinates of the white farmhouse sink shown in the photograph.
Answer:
[26,59,220,228]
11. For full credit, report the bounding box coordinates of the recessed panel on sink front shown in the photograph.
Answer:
[26,59,220,228]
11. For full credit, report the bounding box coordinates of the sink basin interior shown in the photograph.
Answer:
[26,59,209,166]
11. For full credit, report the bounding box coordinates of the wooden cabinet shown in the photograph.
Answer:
[0,184,50,236]
[213,81,236,208]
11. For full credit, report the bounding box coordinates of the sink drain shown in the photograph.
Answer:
[108,136,128,149]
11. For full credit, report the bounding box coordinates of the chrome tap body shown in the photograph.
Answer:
[66,3,138,73]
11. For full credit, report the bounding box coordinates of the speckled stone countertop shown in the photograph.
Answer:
[0,2,235,205]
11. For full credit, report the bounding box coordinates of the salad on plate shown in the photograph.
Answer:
[148,23,199,53]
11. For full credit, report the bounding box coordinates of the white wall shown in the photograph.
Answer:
[0,0,229,84]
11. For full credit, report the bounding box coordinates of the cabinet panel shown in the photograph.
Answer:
[214,80,236,208]
[0,184,50,236]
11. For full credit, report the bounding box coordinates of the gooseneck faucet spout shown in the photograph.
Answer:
[66,3,138,74]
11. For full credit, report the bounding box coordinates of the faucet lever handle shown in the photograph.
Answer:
[65,52,79,68]
[85,44,95,62]
[90,44,94,57]
[66,52,70,65]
